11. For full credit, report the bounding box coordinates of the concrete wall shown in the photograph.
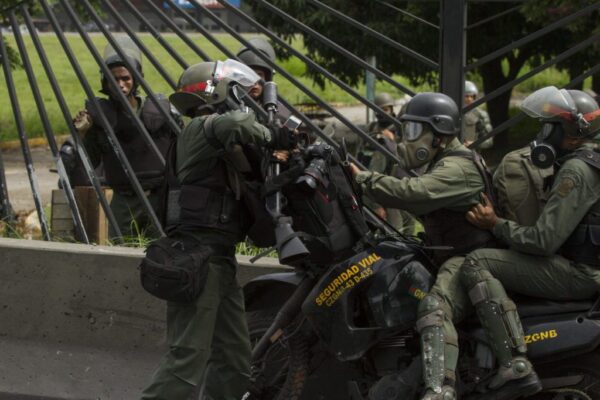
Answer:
[0,238,287,399]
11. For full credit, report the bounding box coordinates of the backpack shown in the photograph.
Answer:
[493,146,553,226]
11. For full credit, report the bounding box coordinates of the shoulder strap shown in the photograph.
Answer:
[203,114,224,152]
[572,148,600,172]
[446,149,497,207]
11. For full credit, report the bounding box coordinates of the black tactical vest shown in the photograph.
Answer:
[560,148,600,266]
[173,115,253,243]
[86,96,173,191]
[422,150,498,264]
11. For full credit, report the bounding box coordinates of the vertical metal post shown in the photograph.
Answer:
[439,0,466,139]
[0,30,52,240]
[0,148,14,225]
[365,55,376,124]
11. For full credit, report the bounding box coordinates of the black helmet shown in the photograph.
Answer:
[399,92,460,136]
[236,38,276,81]
[101,37,143,97]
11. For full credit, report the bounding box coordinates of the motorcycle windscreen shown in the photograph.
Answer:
[301,241,433,361]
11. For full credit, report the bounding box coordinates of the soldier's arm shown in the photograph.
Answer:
[355,159,482,216]
[492,162,600,255]
[214,110,272,150]
[477,110,493,149]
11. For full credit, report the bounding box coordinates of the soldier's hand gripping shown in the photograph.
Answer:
[73,109,93,136]
[466,192,498,230]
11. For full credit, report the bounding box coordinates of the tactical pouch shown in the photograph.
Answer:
[139,235,213,303]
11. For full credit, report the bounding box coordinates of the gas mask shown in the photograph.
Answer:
[397,121,439,169]
[529,122,568,169]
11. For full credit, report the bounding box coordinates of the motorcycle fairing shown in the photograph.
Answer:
[468,312,600,362]
[302,241,434,361]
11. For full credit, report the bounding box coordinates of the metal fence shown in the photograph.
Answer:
[0,0,598,242]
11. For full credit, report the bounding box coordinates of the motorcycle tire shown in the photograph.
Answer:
[531,350,600,400]
[246,309,310,400]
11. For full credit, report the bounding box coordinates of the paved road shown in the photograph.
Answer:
[1,146,57,213]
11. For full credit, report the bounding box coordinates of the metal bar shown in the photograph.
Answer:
[99,0,178,88]
[0,148,14,224]
[466,2,600,72]
[162,0,371,171]
[118,0,190,70]
[141,0,211,62]
[59,0,166,167]
[565,62,600,89]
[466,4,521,30]
[198,0,404,166]
[439,0,466,125]
[468,63,600,149]
[0,30,51,240]
[217,0,406,129]
[9,9,89,243]
[307,0,438,69]
[157,0,269,121]
[464,32,600,113]
[45,0,165,237]
[21,5,123,242]
[79,0,183,136]
[373,0,439,29]
[250,0,416,96]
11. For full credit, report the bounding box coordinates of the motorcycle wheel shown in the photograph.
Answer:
[246,309,309,400]
[532,351,600,400]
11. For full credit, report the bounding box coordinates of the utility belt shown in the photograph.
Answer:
[176,184,246,240]
[561,215,600,267]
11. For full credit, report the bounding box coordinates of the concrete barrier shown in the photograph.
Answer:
[0,238,287,399]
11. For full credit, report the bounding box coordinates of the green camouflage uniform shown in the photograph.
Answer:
[493,146,553,226]
[141,109,272,400]
[358,121,417,235]
[355,137,488,387]
[462,146,600,301]
[462,108,493,149]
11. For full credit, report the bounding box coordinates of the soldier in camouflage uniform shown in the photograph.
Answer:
[463,81,493,149]
[351,93,496,399]
[460,87,600,400]
[140,60,293,400]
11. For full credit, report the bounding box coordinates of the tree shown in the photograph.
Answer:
[249,0,599,149]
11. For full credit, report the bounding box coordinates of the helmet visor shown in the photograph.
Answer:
[402,121,430,141]
[521,86,576,121]
[213,59,261,90]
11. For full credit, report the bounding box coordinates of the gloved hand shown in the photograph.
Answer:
[269,124,298,150]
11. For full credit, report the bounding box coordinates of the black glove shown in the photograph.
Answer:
[269,125,297,150]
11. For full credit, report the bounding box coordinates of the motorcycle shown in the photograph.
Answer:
[243,236,600,400]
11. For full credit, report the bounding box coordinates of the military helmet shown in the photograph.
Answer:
[522,86,600,138]
[236,38,276,81]
[464,81,478,96]
[399,92,460,136]
[101,37,143,95]
[374,92,395,108]
[170,60,260,118]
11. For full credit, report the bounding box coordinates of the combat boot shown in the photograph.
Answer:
[463,276,542,400]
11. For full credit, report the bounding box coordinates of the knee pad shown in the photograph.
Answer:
[459,258,494,290]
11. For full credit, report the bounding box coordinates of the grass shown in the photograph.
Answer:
[1,32,591,142]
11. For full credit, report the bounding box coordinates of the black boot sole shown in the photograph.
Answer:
[466,372,543,400]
